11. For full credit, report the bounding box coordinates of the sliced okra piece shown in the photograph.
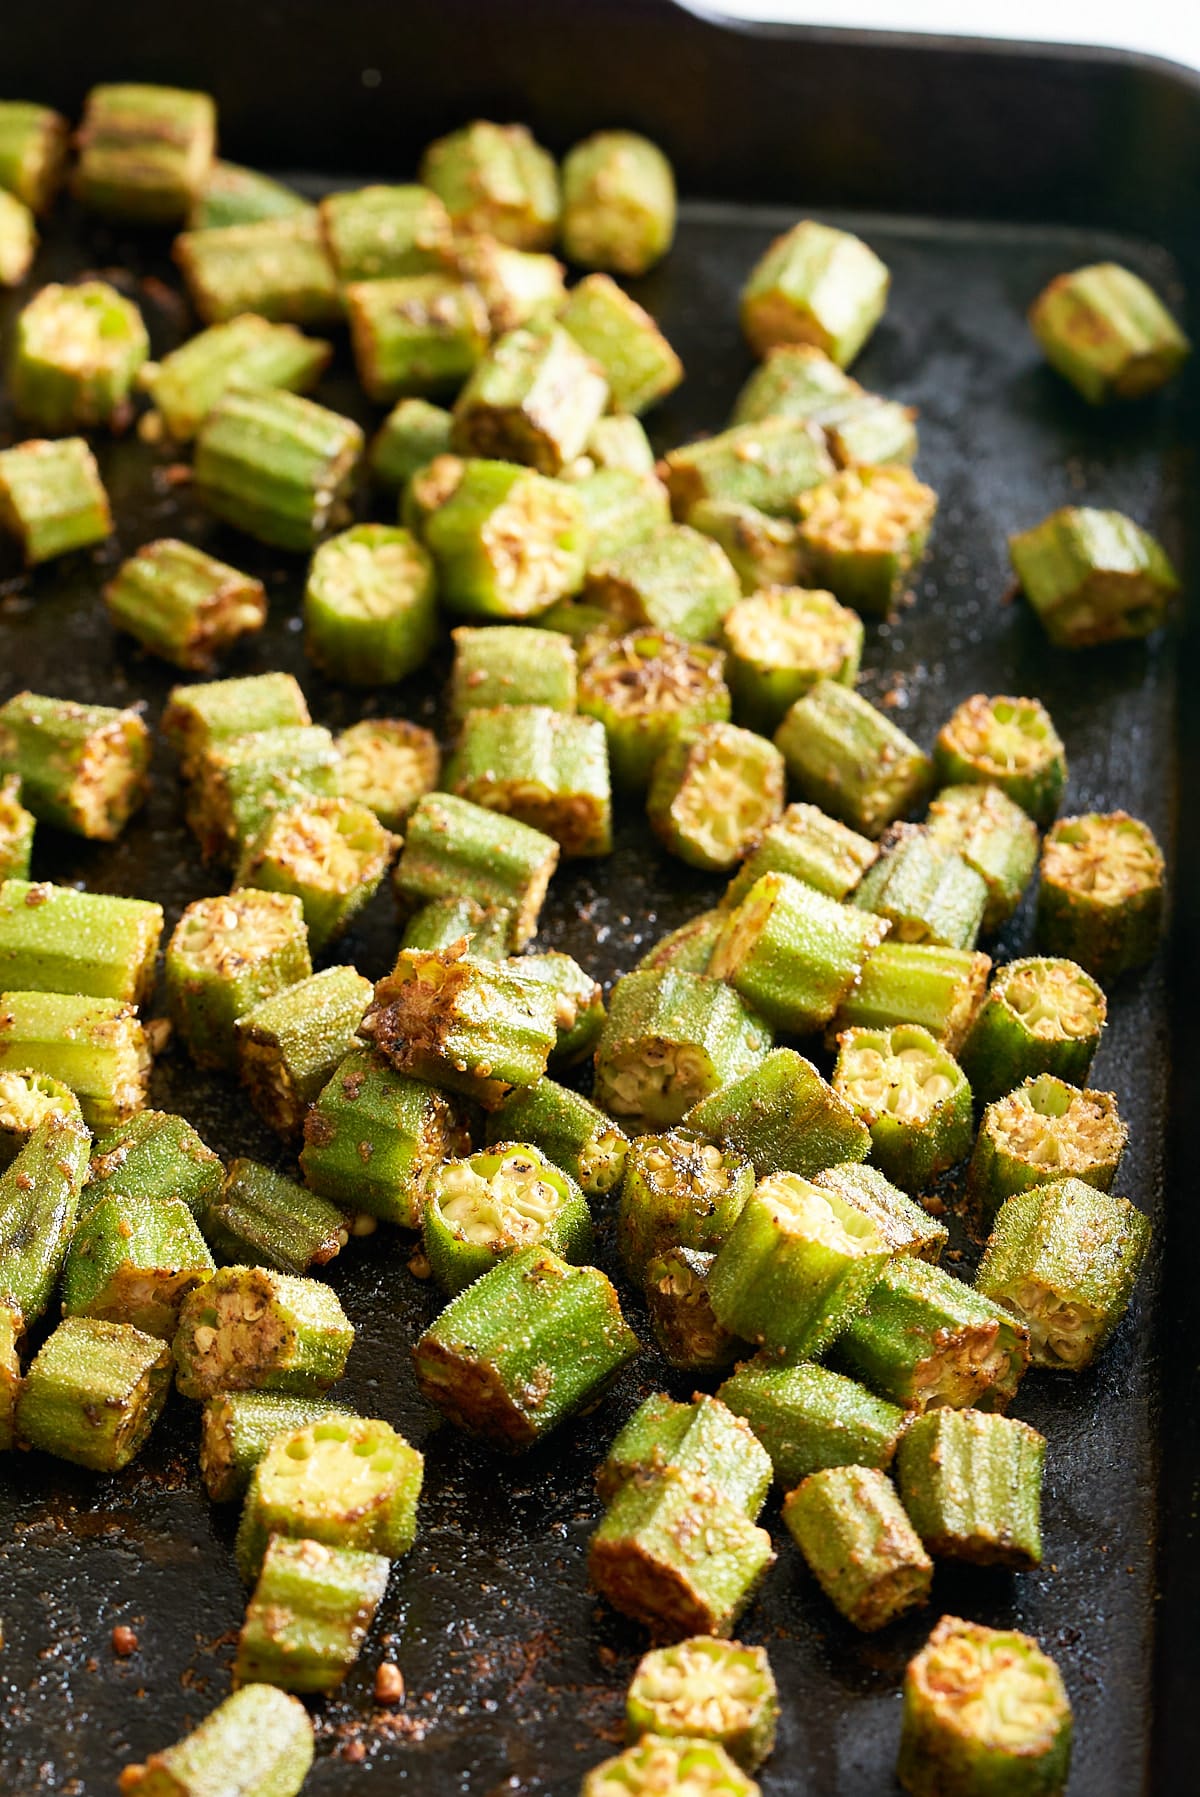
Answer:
[420,120,559,249]
[235,964,373,1139]
[483,1077,628,1199]
[166,890,311,1073]
[235,798,394,953]
[413,1246,638,1448]
[584,1738,758,1797]
[345,273,490,402]
[926,784,1039,934]
[0,1110,90,1329]
[105,538,266,672]
[194,385,363,551]
[516,950,605,1066]
[141,314,331,443]
[16,1315,170,1470]
[0,879,162,1005]
[975,1177,1150,1370]
[599,1391,771,1519]
[162,671,311,777]
[897,1407,1045,1568]
[854,825,987,950]
[724,804,878,911]
[709,871,889,1036]
[173,1264,354,1401]
[717,1355,908,1489]
[445,704,612,857]
[185,725,339,864]
[835,1256,1030,1413]
[934,693,1066,827]
[795,466,937,618]
[635,909,725,977]
[235,1534,390,1695]
[87,1112,222,1224]
[204,1157,347,1278]
[732,344,917,463]
[75,81,214,222]
[960,955,1106,1104]
[721,585,863,732]
[189,160,311,230]
[1029,260,1189,402]
[0,437,112,564]
[318,182,450,282]
[594,969,772,1132]
[560,273,682,413]
[617,1129,755,1284]
[684,1047,869,1181]
[10,280,149,433]
[369,396,454,490]
[561,130,675,274]
[626,1638,778,1771]
[424,457,588,618]
[689,500,803,596]
[665,418,834,523]
[967,1075,1127,1219]
[0,1068,79,1169]
[236,1412,423,1580]
[0,101,69,213]
[401,896,512,959]
[573,467,671,568]
[648,723,785,874]
[452,323,609,474]
[0,1304,17,1450]
[422,1141,593,1295]
[0,190,36,287]
[199,1389,350,1503]
[813,1161,949,1261]
[303,522,437,685]
[1009,504,1179,647]
[402,449,466,535]
[1036,809,1164,983]
[118,1684,313,1797]
[446,233,566,333]
[0,777,35,882]
[336,717,439,829]
[741,220,890,366]
[449,625,579,721]
[832,940,992,1055]
[175,213,341,326]
[833,1024,973,1193]
[0,692,148,840]
[62,1191,213,1339]
[783,1464,932,1631]
[578,629,730,789]
[586,524,742,643]
[0,991,150,1129]
[584,411,657,475]
[775,680,933,838]
[827,399,921,470]
[596,1393,697,1503]
[897,1615,1072,1797]
[394,792,559,950]
[644,1247,743,1371]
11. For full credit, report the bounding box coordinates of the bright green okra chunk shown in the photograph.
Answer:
[336,717,439,829]
[795,466,937,618]
[897,1407,1045,1568]
[1009,504,1179,647]
[599,1392,772,1519]
[594,969,772,1132]
[783,1463,933,1631]
[166,890,312,1073]
[934,693,1066,827]
[561,130,675,275]
[10,280,149,433]
[422,1141,593,1294]
[709,871,889,1036]
[583,412,657,475]
[0,778,35,882]
[626,1638,777,1772]
[447,233,567,334]
[141,314,332,442]
[0,1110,90,1329]
[927,784,1039,934]
[17,1315,171,1470]
[967,1075,1127,1220]
[0,692,148,840]
[1036,810,1164,984]
[484,1077,628,1198]
[560,273,683,414]
[648,722,785,874]
[636,909,725,977]
[1029,260,1189,403]
[898,1615,1073,1797]
[421,120,559,249]
[741,220,890,366]
[118,1684,313,1797]
[516,950,605,1066]
[204,1157,347,1278]
[689,500,804,595]
[453,324,609,476]
[75,82,214,222]
[105,538,267,672]
[854,826,987,951]
[235,797,394,952]
[235,1534,390,1695]
[586,524,742,643]
[775,680,933,838]
[975,1177,1150,1370]
[414,1245,638,1447]
[0,101,69,213]
[813,1161,949,1261]
[732,343,918,467]
[175,213,341,326]
[162,671,311,775]
[444,704,612,857]
[449,625,578,720]
[685,1047,869,1180]
[578,630,731,788]
[86,1110,223,1223]
[724,804,878,910]
[831,940,992,1055]
[370,397,454,489]
[423,457,588,618]
[717,1356,908,1489]
[596,1393,696,1502]
[573,468,671,568]
[0,990,150,1129]
[721,586,863,732]
[0,190,36,286]
[318,182,451,282]
[199,1389,351,1504]
[402,896,513,959]
[194,385,363,551]
[644,1248,743,1371]
[185,725,340,864]
[394,792,560,950]
[960,955,1106,1105]
[664,418,835,523]
[584,1737,759,1797]
[62,1191,213,1339]
[0,1304,17,1449]
[0,1068,78,1168]
[617,1129,755,1284]
[235,964,374,1138]
[345,273,490,403]
[0,438,112,564]
[174,1264,354,1401]
[189,161,311,230]
[0,879,162,1005]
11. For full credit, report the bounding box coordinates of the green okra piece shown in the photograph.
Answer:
[446,233,566,334]
[560,273,682,413]
[394,791,559,950]
[897,1615,1072,1797]
[684,1047,868,1181]
[960,955,1106,1105]
[175,213,341,326]
[420,119,559,249]
[402,450,467,534]
[594,969,772,1132]
[10,280,149,434]
[194,385,363,551]
[1036,809,1164,983]
[162,671,312,776]
[812,1160,949,1261]
[934,693,1066,827]
[720,585,863,732]
[832,940,992,1055]
[86,1110,223,1224]
[578,629,731,789]
[0,990,150,1129]
[345,272,490,403]
[835,1256,1030,1413]
[854,825,987,951]
[828,400,922,470]
[635,909,725,977]
[0,1110,90,1329]
[0,436,112,564]
[449,625,579,722]
[483,1077,628,1199]
[896,1407,1045,1568]
[833,1023,974,1193]
[319,182,451,282]
[561,129,675,274]
[75,82,215,222]
[573,467,672,568]
[927,784,1039,934]
[617,1129,755,1284]
[0,879,162,1006]
[0,101,69,213]
[118,1684,313,1797]
[626,1638,778,1772]
[775,680,933,838]
[644,1246,744,1371]
[1009,504,1179,648]
[1029,260,1189,403]
[0,189,36,287]
[444,704,612,857]
[185,724,339,863]
[795,466,937,618]
[414,1245,638,1448]
[0,692,148,840]
[142,314,331,443]
[731,343,918,470]
[62,1190,214,1339]
[689,500,804,596]
[106,538,267,672]
[717,1355,908,1489]
[598,1392,771,1518]
[596,1392,696,1503]
[370,396,454,489]
[199,1388,350,1503]
[724,804,878,910]
[336,717,439,829]
[967,1075,1127,1220]
[664,418,835,522]
[647,722,786,874]
[17,1314,170,1469]
[584,412,657,475]
[975,1177,1150,1370]
[708,1170,890,1359]
[204,1157,347,1278]
[402,895,513,959]
[235,964,373,1139]
[452,323,609,474]
[516,950,605,1066]
[586,523,742,643]
[363,942,557,1109]
[166,890,312,1073]
[741,220,889,366]
[0,1303,17,1450]
[422,1141,593,1295]
[235,797,394,952]
[0,777,35,882]
[709,871,889,1036]
[0,1068,78,1168]
[783,1463,932,1631]
[235,1534,390,1695]
[423,456,588,618]
[585,1738,759,1797]
[174,1264,354,1401]
[189,160,311,230]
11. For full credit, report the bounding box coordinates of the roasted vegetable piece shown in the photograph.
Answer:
[572,466,671,568]
[1029,261,1189,403]
[10,280,148,433]
[723,803,878,909]
[336,717,439,829]
[599,1393,771,1518]
[0,778,34,882]
[422,1141,593,1294]
[86,1111,223,1224]
[303,523,436,685]
[832,940,991,1055]
[318,182,451,281]
[967,1075,1127,1220]
[960,956,1106,1104]
[718,1356,907,1489]
[854,826,987,951]
[345,273,490,402]
[167,890,312,1073]
[0,1305,17,1450]
[596,1393,696,1502]
[626,1638,778,1771]
[16,1316,171,1470]
[560,273,682,413]
[0,1110,90,1329]
[420,120,560,250]
[174,214,341,326]
[833,1023,973,1193]
[812,1161,949,1261]
[184,723,340,861]
[449,625,578,720]
[644,1248,743,1372]
[635,910,725,977]
[423,457,588,618]
[162,671,311,776]
[578,630,731,788]
[199,1389,349,1504]
[720,586,863,732]
[1009,504,1179,647]
[934,694,1066,827]
[394,792,559,950]
[402,896,513,959]
[709,871,888,1036]
[690,500,803,595]
[370,396,454,489]
[1036,810,1164,984]
[783,1463,932,1631]
[0,1068,78,1169]
[664,418,835,521]
[142,314,332,441]
[561,131,676,275]
[173,1265,354,1401]
[0,692,148,840]
[896,1408,1045,1568]
[62,1191,214,1339]
[586,524,742,643]
[235,798,394,953]
[235,1534,390,1695]
[444,705,612,857]
[927,784,1039,934]
[189,160,311,230]
[194,386,363,552]
[0,205,33,291]
[618,1130,755,1284]
[0,991,150,1129]
[0,101,69,213]
[740,220,890,366]
[0,437,111,564]
[648,723,785,874]
[584,411,657,475]
[516,951,605,1066]
[446,233,566,333]
[203,1157,347,1278]
[118,1684,314,1797]
[583,1736,759,1797]
[594,969,772,1132]
[732,344,916,465]
[795,466,937,618]
[775,680,933,838]
[684,1047,869,1180]
[0,879,162,1005]
[451,323,609,474]
[105,538,266,671]
[235,964,374,1138]
[75,81,214,221]
[483,1078,628,1199]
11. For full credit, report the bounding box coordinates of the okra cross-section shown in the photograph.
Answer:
[62,1190,215,1339]
[235,798,394,953]
[723,803,878,909]
[303,523,437,686]
[561,273,682,414]
[721,585,863,732]
[586,523,743,643]
[336,717,439,829]
[0,777,34,882]
[235,964,373,1139]
[483,1078,628,1199]
[831,940,992,1055]
[194,386,364,552]
[16,1315,171,1471]
[684,1047,870,1181]
[167,889,312,1072]
[1009,505,1180,648]
[647,723,784,874]
[174,213,341,327]
[419,120,560,250]
[422,1142,593,1294]
[1036,809,1164,984]
[0,990,151,1129]
[0,1067,79,1170]
[717,1356,908,1489]
[0,438,112,564]
[783,1464,933,1631]
[854,825,988,951]
[561,130,676,275]
[664,418,835,522]
[394,792,559,950]
[199,1390,352,1505]
[11,279,150,434]
[105,538,267,673]
[740,220,890,366]
[775,680,933,838]
[449,625,579,721]
[452,323,608,474]
[934,693,1066,826]
[1029,260,1189,403]
[345,274,490,403]
[86,1110,224,1224]
[812,1162,949,1262]
[583,1736,759,1797]
[617,1129,755,1284]
[0,879,163,1006]
[0,1109,91,1330]
[173,1265,354,1401]
[833,1023,973,1193]
[593,969,772,1132]
[926,783,1039,934]
[795,466,937,618]
[960,955,1106,1105]
[578,630,731,789]
[626,1638,778,1771]
[896,1408,1045,1568]
[0,692,149,839]
[709,871,889,1035]
[118,1684,314,1797]
[203,1157,348,1278]
[235,1534,390,1695]
[141,313,332,442]
[967,1074,1127,1220]
[644,1247,742,1371]
[444,704,612,857]
[75,81,215,223]
[422,457,588,618]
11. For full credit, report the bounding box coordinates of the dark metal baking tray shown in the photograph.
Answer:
[1,3,1197,1791]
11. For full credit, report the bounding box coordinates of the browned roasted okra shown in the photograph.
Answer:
[795,466,937,618]
[934,693,1066,827]
[960,956,1107,1104]
[782,1464,932,1631]
[0,693,149,840]
[235,798,394,953]
[419,121,560,250]
[577,630,731,789]
[336,718,439,830]
[593,969,772,1132]
[561,131,676,275]
[104,539,267,672]
[560,274,683,414]
[775,680,933,838]
[451,324,610,474]
[708,871,888,1035]
[235,965,374,1138]
[647,723,785,874]
[740,220,890,366]
[1036,810,1164,984]
[585,524,742,643]
[967,1074,1127,1219]
[167,890,312,1071]
[720,585,863,732]
[443,705,612,857]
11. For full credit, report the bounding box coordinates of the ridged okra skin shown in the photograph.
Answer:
[647,723,785,875]
[0,692,149,839]
[142,314,332,442]
[934,693,1066,828]
[617,1130,755,1283]
[413,1246,638,1448]
[189,161,311,230]
[194,386,363,552]
[1009,504,1179,648]
[0,101,69,213]
[795,466,937,618]
[0,437,112,564]
[445,234,566,335]
[599,1393,772,1519]
[1036,810,1164,984]
[167,890,312,1072]
[897,1615,1072,1797]
[422,1142,593,1294]
[118,1684,314,1797]
[318,181,451,282]
[854,826,987,951]
[927,784,1039,934]
[394,792,559,950]
[105,538,267,672]
[420,120,560,250]
[644,1247,743,1371]
[960,956,1106,1105]
[586,524,742,644]
[235,1534,390,1695]
[583,1736,759,1797]
[16,1316,171,1471]
[87,1111,223,1224]
[10,280,149,434]
[783,1463,932,1631]
[718,1356,908,1489]
[449,625,578,721]
[0,777,35,882]
[731,343,918,467]
[173,1265,354,1401]
[561,130,676,275]
[235,798,394,953]
[336,717,440,829]
[402,896,513,959]
[423,457,588,618]
[162,671,311,776]
[690,500,803,596]
[62,1191,214,1339]
[975,1178,1150,1370]
[897,1408,1045,1568]
[203,1157,347,1278]
[724,803,878,910]
[0,879,162,1006]
[451,323,609,475]
[578,630,731,788]
[775,680,933,838]
[1029,260,1189,403]
[593,969,772,1132]
[186,723,340,860]
[370,396,454,490]
[0,990,150,1129]
[516,951,605,1066]
[0,1304,17,1450]
[831,940,992,1056]
[582,411,657,475]
[303,523,436,686]
[235,964,373,1138]
[835,1256,1030,1413]
[75,82,215,223]
[569,466,671,569]
[444,704,612,857]
[483,1077,628,1198]
[0,1068,79,1169]
[812,1162,949,1262]
[626,1638,778,1771]
[684,1048,869,1181]
[345,273,490,403]
[967,1075,1127,1219]
[635,909,725,977]
[0,1110,91,1329]
[199,1389,350,1503]
[740,220,890,366]
[560,274,682,414]
[596,1393,696,1503]
[709,871,889,1036]
[664,418,835,522]
[174,214,342,327]
[720,585,863,732]
[833,1023,974,1193]
[0,191,36,284]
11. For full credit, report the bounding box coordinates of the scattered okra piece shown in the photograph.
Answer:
[166,890,312,1072]
[934,693,1066,827]
[721,585,863,732]
[578,629,731,788]
[318,182,451,282]
[573,467,672,568]
[635,909,725,976]
[664,418,835,521]
[684,1047,869,1180]
[644,1248,743,1371]
[833,1023,973,1193]
[173,1264,354,1401]
[199,1389,351,1504]
[422,1141,593,1294]
[444,704,612,856]
[896,1407,1045,1568]
[0,1067,79,1168]
[235,1534,390,1695]
[0,879,162,1005]
[10,280,149,433]
[446,233,566,333]
[394,792,559,950]
[0,1110,91,1329]
[370,396,454,489]
[783,1463,933,1631]
[601,1392,772,1519]
[189,161,311,230]
[174,214,342,326]
[203,1157,347,1278]
[483,1077,628,1199]
[1036,810,1164,984]
[561,272,682,413]
[336,717,440,828]
[105,538,267,672]
[831,939,992,1054]
[690,500,804,595]
[448,625,578,721]
[648,722,785,873]
[582,1736,759,1797]
[516,950,605,1066]
[420,120,560,250]
[1029,260,1189,402]
[162,671,311,776]
[561,130,676,275]
[141,314,332,442]
[401,896,513,959]
[593,969,772,1132]
[75,81,215,222]
[185,724,340,863]
[118,1684,314,1797]
[0,190,37,286]
[235,963,373,1138]
[718,1355,908,1488]
[0,777,35,882]
[723,803,878,909]
[345,273,490,402]
[775,679,933,838]
[0,101,69,213]
[235,797,394,952]
[0,437,112,564]
[617,1129,755,1284]
[423,457,588,617]
[585,523,742,643]
[960,955,1106,1104]
[853,825,987,950]
[626,1638,778,1771]
[585,412,658,474]
[740,220,890,366]
[0,990,150,1129]
[303,522,437,685]
[1008,504,1180,647]
[795,465,937,618]
[17,1315,171,1470]
[194,385,364,551]
[926,784,1039,934]
[732,343,917,468]
[595,1393,696,1502]
[62,1190,213,1339]
[967,1074,1127,1219]
[86,1111,224,1224]
[0,692,149,840]
[452,323,608,474]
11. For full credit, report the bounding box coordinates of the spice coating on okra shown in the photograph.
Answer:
[16,1315,172,1471]
[370,396,454,490]
[0,437,112,564]
[812,1161,949,1261]
[833,1023,974,1194]
[175,214,342,327]
[449,626,579,721]
[446,235,566,335]
[452,323,609,475]
[402,896,513,959]
[626,1638,778,1771]
[934,694,1066,827]
[422,1141,593,1294]
[927,784,1039,934]
[167,890,312,1072]
[235,1533,390,1695]
[596,1393,698,1503]
[740,220,890,366]
[105,538,267,672]
[635,909,725,977]
[574,467,673,569]
[189,160,311,230]
[561,273,682,414]
[775,679,933,838]
[423,457,588,619]
[0,101,69,214]
[664,418,836,522]
[586,524,742,644]
[86,1110,224,1223]
[336,718,439,829]
[967,1074,1127,1219]
[690,501,804,596]
[162,671,312,774]
[583,1735,760,1797]
[648,723,785,874]
[783,1463,933,1631]
[75,82,215,223]
[960,955,1106,1105]
[593,969,772,1132]
[854,825,988,951]
[0,990,151,1130]
[199,1389,351,1505]
[1036,810,1164,984]
[235,964,374,1138]
[394,792,559,950]
[62,1191,214,1339]
[602,1393,772,1520]
[235,798,394,953]
[515,950,605,1066]
[420,121,560,251]
[118,1684,314,1797]
[142,314,332,442]
[444,704,612,857]
[194,386,363,552]
[303,524,436,686]
[0,693,149,840]
[0,778,35,883]
[0,879,163,1006]
[644,1247,744,1371]
[10,280,149,434]
[1008,504,1180,648]
[617,1130,755,1284]
[483,1077,628,1198]
[345,274,490,403]
[896,1407,1045,1568]
[0,1068,79,1169]
[578,631,731,789]
[203,1157,348,1278]
[318,182,451,283]
[0,1109,91,1329]
[720,586,863,732]
[173,1264,354,1401]
[684,1047,870,1181]
[1029,260,1189,403]
[561,131,676,276]
[832,939,992,1055]
[795,465,937,618]
[723,803,879,910]
[718,1356,908,1489]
